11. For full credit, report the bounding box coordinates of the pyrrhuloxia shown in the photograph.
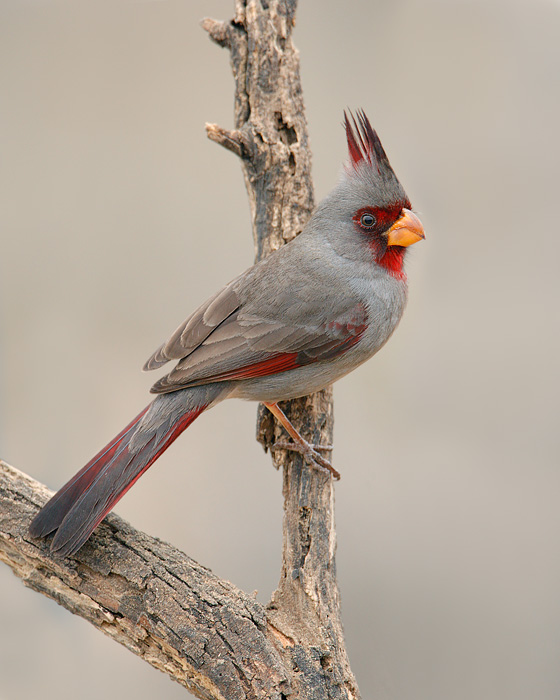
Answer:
[29,111,425,556]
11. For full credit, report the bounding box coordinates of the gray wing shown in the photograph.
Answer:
[143,245,368,394]
[143,278,241,371]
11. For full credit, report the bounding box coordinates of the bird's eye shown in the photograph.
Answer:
[360,213,376,229]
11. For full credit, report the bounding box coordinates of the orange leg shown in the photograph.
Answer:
[263,402,340,480]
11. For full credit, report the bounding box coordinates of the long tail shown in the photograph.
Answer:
[29,385,225,557]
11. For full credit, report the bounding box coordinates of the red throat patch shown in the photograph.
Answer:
[375,246,407,280]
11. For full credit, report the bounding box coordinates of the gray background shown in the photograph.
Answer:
[1,1,559,699]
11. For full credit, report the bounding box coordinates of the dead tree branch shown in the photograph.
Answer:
[1,1,360,698]
[202,3,357,694]
[0,461,289,699]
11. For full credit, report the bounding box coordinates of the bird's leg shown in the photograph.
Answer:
[263,402,340,480]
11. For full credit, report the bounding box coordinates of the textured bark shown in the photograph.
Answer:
[204,3,357,695]
[1,2,360,698]
[0,461,288,700]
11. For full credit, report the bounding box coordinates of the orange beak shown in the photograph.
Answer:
[386,208,425,247]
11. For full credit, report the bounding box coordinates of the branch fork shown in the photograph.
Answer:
[205,123,254,160]
[1,2,360,698]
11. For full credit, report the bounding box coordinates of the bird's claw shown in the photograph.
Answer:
[272,439,340,480]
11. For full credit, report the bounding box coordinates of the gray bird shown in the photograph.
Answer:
[29,111,425,556]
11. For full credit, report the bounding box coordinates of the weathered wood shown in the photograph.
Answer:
[0,461,288,700]
[203,1,359,697]
[1,2,360,698]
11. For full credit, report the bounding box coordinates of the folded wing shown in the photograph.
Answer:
[145,290,368,394]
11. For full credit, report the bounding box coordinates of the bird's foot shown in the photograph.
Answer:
[272,439,340,480]
[262,401,340,479]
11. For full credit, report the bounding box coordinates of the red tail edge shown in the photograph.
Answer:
[80,404,206,539]
[30,404,206,555]
[29,406,151,538]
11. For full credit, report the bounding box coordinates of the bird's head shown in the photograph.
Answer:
[313,110,424,279]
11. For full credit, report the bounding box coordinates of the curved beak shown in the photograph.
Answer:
[386,208,425,247]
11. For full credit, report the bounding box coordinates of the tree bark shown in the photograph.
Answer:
[0,2,360,698]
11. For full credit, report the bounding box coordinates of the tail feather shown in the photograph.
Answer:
[29,390,216,557]
[29,407,150,539]
[50,406,205,556]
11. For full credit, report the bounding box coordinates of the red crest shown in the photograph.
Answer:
[344,110,390,175]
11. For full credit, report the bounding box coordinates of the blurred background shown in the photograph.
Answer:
[1,1,559,699]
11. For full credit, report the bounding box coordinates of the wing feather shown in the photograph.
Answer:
[143,281,240,371]
[149,302,368,394]
[143,243,369,394]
